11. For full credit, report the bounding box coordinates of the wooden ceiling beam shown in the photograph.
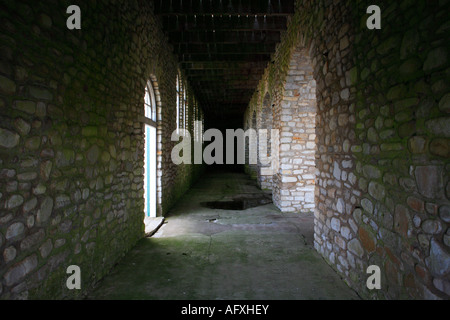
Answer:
[186,75,264,82]
[184,69,264,75]
[179,53,271,62]
[154,0,295,16]
[152,0,295,120]
[161,15,288,32]
[166,30,282,44]
[180,63,268,72]
[174,43,277,55]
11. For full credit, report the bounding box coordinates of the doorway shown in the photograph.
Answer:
[143,79,158,219]
[144,124,157,218]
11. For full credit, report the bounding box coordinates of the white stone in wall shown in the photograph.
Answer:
[280,144,291,151]
[260,167,274,176]
[281,176,297,183]
[302,174,315,180]
[333,162,341,180]
[331,217,341,232]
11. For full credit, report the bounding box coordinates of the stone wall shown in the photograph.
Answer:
[273,47,316,213]
[246,51,317,214]
[245,0,449,299]
[348,0,450,299]
[0,0,203,299]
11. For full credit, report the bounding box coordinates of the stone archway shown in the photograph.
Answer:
[272,46,317,213]
[246,110,259,179]
[145,75,163,217]
[257,93,275,190]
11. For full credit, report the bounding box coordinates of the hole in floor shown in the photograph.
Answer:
[201,194,273,211]
[202,200,245,210]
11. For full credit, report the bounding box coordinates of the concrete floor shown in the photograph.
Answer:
[88,168,360,300]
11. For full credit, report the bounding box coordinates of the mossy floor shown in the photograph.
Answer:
[88,168,360,300]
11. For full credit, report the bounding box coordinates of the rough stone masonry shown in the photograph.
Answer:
[0,0,203,299]
[245,0,449,300]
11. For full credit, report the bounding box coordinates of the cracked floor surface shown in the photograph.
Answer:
[88,168,360,300]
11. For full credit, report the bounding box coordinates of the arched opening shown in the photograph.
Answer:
[247,110,258,179]
[273,46,317,213]
[143,76,162,228]
[258,93,275,190]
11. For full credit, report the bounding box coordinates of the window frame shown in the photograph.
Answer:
[144,80,157,126]
[176,72,185,133]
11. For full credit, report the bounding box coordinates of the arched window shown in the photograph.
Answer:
[144,80,157,122]
[176,71,190,134]
[193,97,198,141]
[143,78,159,219]
[201,109,205,141]
[176,73,181,132]
[192,97,204,143]
[176,71,204,142]
[184,85,188,130]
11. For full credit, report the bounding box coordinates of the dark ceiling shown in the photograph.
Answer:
[153,0,295,127]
